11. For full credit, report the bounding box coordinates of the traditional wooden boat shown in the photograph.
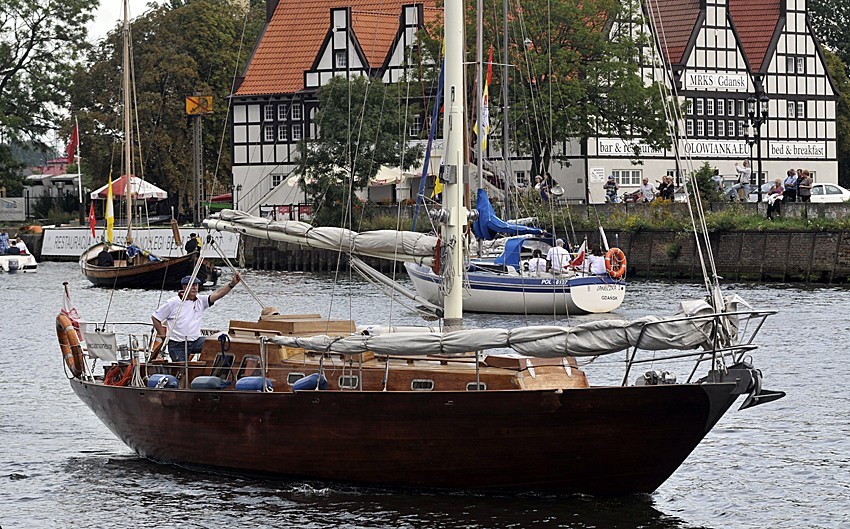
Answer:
[80,241,218,289]
[58,0,783,496]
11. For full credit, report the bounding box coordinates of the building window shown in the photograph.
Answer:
[717,99,725,116]
[278,105,287,121]
[728,120,736,137]
[264,105,274,121]
[728,99,735,116]
[696,120,704,137]
[788,102,796,118]
[613,169,641,186]
[738,121,745,136]
[786,56,795,73]
[737,100,745,117]
[706,99,714,115]
[278,125,288,141]
[291,103,302,120]
[335,50,347,69]
[515,170,527,186]
[707,120,715,136]
[271,173,283,187]
[797,101,805,119]
[292,124,302,140]
[696,98,704,115]
[686,119,693,136]
[797,57,805,74]
[410,115,422,137]
[717,120,725,137]
[264,125,275,142]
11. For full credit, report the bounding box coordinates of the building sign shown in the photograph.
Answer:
[41,227,240,258]
[681,140,749,157]
[683,72,748,91]
[597,139,665,157]
[0,197,25,222]
[589,167,606,183]
[769,141,826,159]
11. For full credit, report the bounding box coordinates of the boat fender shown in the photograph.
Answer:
[147,374,179,388]
[291,373,328,392]
[56,313,84,378]
[235,376,274,392]
[605,247,627,279]
[190,375,229,390]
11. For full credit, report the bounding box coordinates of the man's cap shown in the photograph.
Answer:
[608,175,615,180]
[555,238,564,246]
[181,275,201,285]
[189,233,197,237]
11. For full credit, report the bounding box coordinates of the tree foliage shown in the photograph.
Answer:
[823,50,850,187]
[0,0,96,192]
[420,0,672,177]
[809,0,850,67]
[68,0,265,215]
[296,76,424,226]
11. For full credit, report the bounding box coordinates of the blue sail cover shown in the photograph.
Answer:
[472,189,546,240]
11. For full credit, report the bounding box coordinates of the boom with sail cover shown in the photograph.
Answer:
[471,189,547,240]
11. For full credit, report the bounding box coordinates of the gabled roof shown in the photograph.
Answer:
[728,0,781,72]
[237,0,439,96]
[646,0,702,66]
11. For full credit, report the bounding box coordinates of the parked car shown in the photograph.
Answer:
[748,182,850,203]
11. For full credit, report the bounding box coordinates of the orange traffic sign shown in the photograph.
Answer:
[186,96,213,115]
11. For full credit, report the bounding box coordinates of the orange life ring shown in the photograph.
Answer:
[104,360,135,387]
[605,247,627,279]
[56,313,84,378]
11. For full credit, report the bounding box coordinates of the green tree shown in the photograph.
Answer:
[690,162,724,206]
[296,76,424,226]
[809,0,850,66]
[0,0,96,191]
[419,0,672,176]
[824,50,850,187]
[68,0,265,215]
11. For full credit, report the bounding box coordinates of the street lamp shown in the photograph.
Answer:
[745,81,769,202]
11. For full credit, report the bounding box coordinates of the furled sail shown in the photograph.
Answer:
[271,299,746,358]
[204,210,438,266]
[472,189,547,240]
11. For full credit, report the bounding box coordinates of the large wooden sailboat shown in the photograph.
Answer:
[78,1,216,290]
[59,0,783,495]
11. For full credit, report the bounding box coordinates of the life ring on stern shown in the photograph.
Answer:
[56,313,84,378]
[605,247,627,279]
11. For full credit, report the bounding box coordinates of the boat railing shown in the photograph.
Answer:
[621,308,776,387]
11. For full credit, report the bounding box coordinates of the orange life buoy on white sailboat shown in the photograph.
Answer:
[56,313,84,378]
[605,247,627,279]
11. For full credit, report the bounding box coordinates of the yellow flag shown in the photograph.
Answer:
[106,175,114,243]
[431,177,443,199]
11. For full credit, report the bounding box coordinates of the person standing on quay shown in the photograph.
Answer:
[798,170,813,202]
[783,169,797,203]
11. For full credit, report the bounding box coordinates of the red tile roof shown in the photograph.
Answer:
[237,0,438,96]
[728,0,781,72]
[646,0,702,65]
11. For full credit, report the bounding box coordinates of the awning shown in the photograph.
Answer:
[89,175,168,200]
[370,164,432,186]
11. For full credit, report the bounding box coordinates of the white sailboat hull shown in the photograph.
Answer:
[405,263,625,315]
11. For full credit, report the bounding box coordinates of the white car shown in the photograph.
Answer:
[748,182,850,203]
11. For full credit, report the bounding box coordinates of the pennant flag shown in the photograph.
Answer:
[569,240,587,268]
[88,202,96,238]
[472,47,494,152]
[431,177,443,199]
[106,176,114,243]
[61,282,82,339]
[66,122,79,165]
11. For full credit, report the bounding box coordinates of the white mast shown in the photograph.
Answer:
[442,0,467,328]
[122,0,134,244]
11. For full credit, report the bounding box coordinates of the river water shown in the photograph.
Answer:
[1,262,848,528]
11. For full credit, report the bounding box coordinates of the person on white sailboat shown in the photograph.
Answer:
[546,239,572,274]
[527,249,547,276]
[582,244,608,275]
[151,273,242,361]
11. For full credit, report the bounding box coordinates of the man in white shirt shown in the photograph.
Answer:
[151,272,242,361]
[527,249,547,276]
[546,239,572,274]
[735,161,752,201]
[638,178,656,202]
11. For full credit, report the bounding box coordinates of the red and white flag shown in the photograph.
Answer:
[66,122,79,165]
[61,282,82,339]
[88,203,96,238]
[569,241,586,268]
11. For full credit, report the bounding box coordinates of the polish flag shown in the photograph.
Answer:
[569,241,586,268]
[66,122,79,165]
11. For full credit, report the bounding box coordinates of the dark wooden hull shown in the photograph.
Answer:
[81,247,217,289]
[70,378,740,495]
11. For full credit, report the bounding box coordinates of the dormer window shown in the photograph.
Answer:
[335,50,347,69]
